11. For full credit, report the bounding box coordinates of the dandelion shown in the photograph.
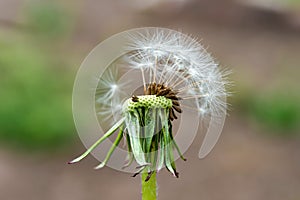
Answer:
[69,28,229,200]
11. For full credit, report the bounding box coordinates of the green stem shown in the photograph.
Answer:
[141,171,157,200]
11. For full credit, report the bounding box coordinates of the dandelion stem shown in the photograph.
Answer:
[141,170,157,200]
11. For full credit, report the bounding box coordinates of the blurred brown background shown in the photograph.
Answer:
[0,0,300,199]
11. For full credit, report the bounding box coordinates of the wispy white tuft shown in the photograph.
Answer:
[125,29,230,118]
[96,64,128,125]
[96,28,230,128]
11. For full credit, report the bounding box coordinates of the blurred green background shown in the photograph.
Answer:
[0,1,75,150]
[0,0,299,200]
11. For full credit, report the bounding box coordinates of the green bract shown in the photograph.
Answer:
[69,94,185,178]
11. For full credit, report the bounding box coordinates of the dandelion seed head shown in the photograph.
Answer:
[71,28,230,176]
[124,29,229,118]
[97,28,229,166]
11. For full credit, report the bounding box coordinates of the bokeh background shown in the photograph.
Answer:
[0,0,300,199]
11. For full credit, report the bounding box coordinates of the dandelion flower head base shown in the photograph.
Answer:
[123,95,172,112]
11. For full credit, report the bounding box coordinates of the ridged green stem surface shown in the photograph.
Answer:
[141,171,157,200]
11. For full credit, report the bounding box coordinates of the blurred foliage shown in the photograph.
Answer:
[26,1,72,38]
[0,38,75,150]
[237,89,300,135]
[286,0,300,6]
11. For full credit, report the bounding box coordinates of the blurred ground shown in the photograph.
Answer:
[1,115,300,200]
[0,0,300,200]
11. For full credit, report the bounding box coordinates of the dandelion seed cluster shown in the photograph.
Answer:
[70,28,229,181]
